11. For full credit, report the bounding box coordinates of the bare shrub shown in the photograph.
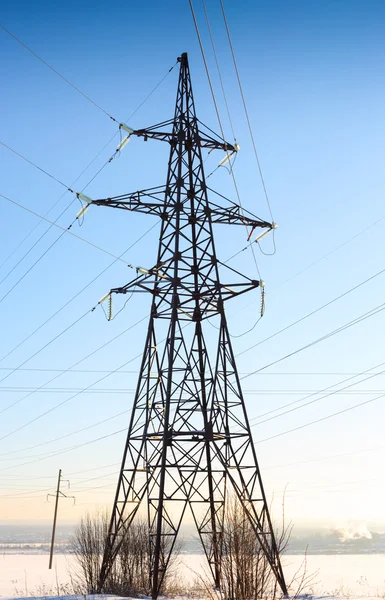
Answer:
[200,494,315,600]
[70,508,108,594]
[70,509,182,596]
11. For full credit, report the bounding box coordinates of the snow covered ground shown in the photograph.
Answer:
[1,595,385,600]
[1,554,385,598]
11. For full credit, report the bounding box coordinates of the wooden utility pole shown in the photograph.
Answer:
[48,469,74,569]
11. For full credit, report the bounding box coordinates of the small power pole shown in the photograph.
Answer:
[48,469,75,569]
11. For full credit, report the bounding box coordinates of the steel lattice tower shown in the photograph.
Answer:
[91,53,287,598]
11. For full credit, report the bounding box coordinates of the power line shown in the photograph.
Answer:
[237,266,385,358]
[0,221,157,365]
[250,363,385,429]
[0,140,115,274]
[271,213,385,293]
[0,204,75,290]
[0,163,119,304]
[240,300,385,381]
[0,410,129,458]
[256,391,385,445]
[5,434,385,482]
[0,462,120,481]
[0,191,130,263]
[201,0,236,141]
[189,0,263,284]
[0,140,75,191]
[188,0,227,143]
[0,216,75,306]
[0,427,126,473]
[0,306,94,397]
[0,312,147,419]
[2,269,382,457]
[2,386,383,395]
[0,318,193,452]
[0,61,175,275]
[219,0,274,221]
[219,206,385,334]
[0,367,378,376]
[249,355,385,426]
[0,23,118,123]
[0,227,155,392]
[3,283,383,452]
[5,384,385,459]
[264,441,385,472]
[0,61,176,305]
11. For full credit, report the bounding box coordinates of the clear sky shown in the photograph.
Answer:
[0,0,385,537]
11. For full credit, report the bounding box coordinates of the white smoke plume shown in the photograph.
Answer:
[336,523,372,542]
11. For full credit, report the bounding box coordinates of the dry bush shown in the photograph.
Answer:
[70,508,181,597]
[198,494,315,600]
[70,508,108,593]
[218,496,288,600]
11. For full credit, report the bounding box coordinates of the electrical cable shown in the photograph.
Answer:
[0,206,75,289]
[2,386,383,395]
[68,470,120,488]
[219,0,274,222]
[0,306,93,395]
[229,316,263,338]
[0,470,120,494]
[255,390,385,445]
[0,427,126,472]
[0,221,157,365]
[0,23,118,123]
[201,0,236,141]
[0,312,147,417]
[249,358,385,424]
[0,191,129,263]
[0,136,116,273]
[0,218,75,305]
[240,300,385,381]
[257,227,277,256]
[0,367,379,376]
[271,213,385,293]
[3,299,379,453]
[189,0,263,286]
[0,60,176,307]
[249,359,385,429]
[0,163,119,303]
[5,382,385,461]
[3,272,382,448]
[188,0,227,144]
[0,486,54,498]
[2,264,382,459]
[219,211,385,340]
[0,62,175,275]
[0,140,75,191]
[65,462,120,477]
[0,321,197,449]
[0,462,120,480]
[5,435,385,481]
[0,410,129,458]
[264,442,385,472]
[236,265,385,359]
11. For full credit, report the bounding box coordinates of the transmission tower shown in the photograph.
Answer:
[89,53,287,598]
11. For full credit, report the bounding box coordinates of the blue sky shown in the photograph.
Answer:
[1,0,385,534]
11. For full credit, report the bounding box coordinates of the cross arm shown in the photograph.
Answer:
[204,187,275,235]
[206,200,272,229]
[91,186,167,217]
[128,119,235,152]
